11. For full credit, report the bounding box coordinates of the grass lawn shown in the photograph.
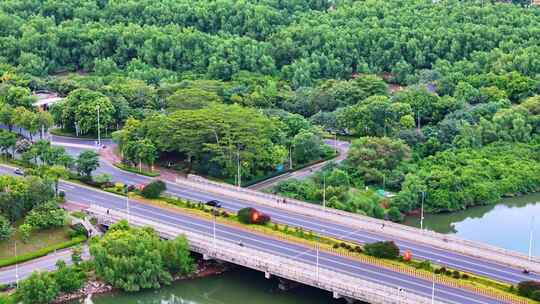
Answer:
[0,222,72,259]
[50,127,112,139]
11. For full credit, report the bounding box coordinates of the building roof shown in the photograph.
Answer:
[33,97,63,107]
[32,91,63,107]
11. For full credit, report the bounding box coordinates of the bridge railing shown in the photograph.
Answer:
[176,175,539,272]
[88,205,444,304]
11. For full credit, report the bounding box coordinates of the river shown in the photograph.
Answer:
[91,194,539,304]
[91,267,340,304]
[403,193,540,256]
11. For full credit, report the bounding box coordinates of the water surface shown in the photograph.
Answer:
[92,268,338,304]
[403,193,540,256]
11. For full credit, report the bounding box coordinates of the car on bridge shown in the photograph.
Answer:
[205,200,222,208]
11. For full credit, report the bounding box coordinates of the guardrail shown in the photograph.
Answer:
[88,205,445,304]
[177,175,540,273]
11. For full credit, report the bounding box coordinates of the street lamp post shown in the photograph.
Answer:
[96,105,101,147]
[125,186,130,223]
[213,208,217,251]
[431,259,439,304]
[316,229,324,282]
[431,269,435,304]
[237,149,241,189]
[15,241,19,287]
[333,133,337,154]
[529,216,535,261]
[420,191,425,230]
[322,173,326,210]
[289,145,293,169]
[316,235,320,281]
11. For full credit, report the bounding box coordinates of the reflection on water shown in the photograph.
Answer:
[92,268,337,304]
[403,193,540,256]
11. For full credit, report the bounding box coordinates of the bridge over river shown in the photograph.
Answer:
[88,205,522,304]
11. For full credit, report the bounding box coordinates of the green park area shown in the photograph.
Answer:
[0,224,72,260]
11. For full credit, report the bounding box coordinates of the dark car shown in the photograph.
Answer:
[205,200,222,208]
[13,168,24,176]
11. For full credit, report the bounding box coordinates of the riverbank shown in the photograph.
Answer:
[403,192,540,256]
[54,258,230,303]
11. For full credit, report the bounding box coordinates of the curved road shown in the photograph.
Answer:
[248,139,350,190]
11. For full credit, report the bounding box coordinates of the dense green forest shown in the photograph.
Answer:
[0,0,539,218]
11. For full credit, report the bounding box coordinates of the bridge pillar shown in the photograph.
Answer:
[203,254,211,261]
[333,293,354,303]
[278,278,300,291]
[264,271,271,279]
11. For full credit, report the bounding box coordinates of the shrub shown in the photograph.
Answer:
[518,281,540,298]
[387,207,404,222]
[0,283,10,292]
[0,215,13,241]
[17,272,59,304]
[19,223,32,242]
[256,213,271,225]
[452,270,461,279]
[93,173,112,185]
[237,207,255,224]
[71,245,83,265]
[141,180,167,198]
[237,207,270,225]
[354,246,363,253]
[532,290,540,301]
[461,273,469,280]
[24,201,66,229]
[54,260,86,293]
[363,241,400,259]
[69,223,88,238]
[416,260,432,271]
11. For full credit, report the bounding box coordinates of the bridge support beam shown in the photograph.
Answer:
[333,292,355,303]
[278,278,300,291]
[203,254,211,261]
[264,271,271,279]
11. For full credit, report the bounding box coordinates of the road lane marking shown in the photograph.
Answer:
[102,205,500,304]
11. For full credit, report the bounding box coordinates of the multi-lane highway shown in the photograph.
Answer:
[1,133,538,288]
[0,163,529,303]
[45,157,538,285]
[10,170,512,303]
[15,137,540,285]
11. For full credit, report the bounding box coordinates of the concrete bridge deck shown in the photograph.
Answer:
[88,205,518,304]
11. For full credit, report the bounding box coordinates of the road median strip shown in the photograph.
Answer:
[99,193,532,304]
